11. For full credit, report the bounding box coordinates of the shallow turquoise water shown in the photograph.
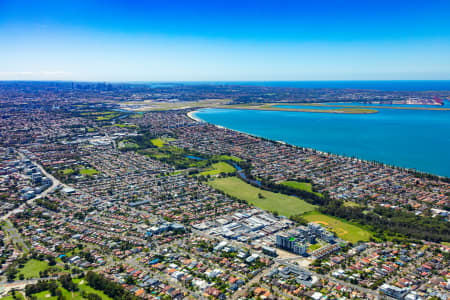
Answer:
[194,107,450,177]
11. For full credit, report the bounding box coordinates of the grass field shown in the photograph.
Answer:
[151,137,176,148]
[208,177,315,216]
[212,155,243,162]
[30,278,112,300]
[118,141,139,150]
[303,211,372,243]
[129,113,143,118]
[63,168,75,175]
[79,168,99,176]
[110,123,137,128]
[281,181,323,197]
[343,201,361,207]
[15,259,50,279]
[73,278,113,300]
[0,294,25,300]
[95,114,120,121]
[199,162,235,177]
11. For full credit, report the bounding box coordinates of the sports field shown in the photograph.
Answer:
[303,211,372,243]
[208,177,315,216]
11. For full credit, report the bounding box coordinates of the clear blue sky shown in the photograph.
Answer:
[1,0,450,81]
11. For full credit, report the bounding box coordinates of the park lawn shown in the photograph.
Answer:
[199,162,235,177]
[150,153,170,159]
[281,181,323,197]
[15,259,50,279]
[81,111,116,116]
[109,123,137,129]
[94,113,120,121]
[118,141,139,150]
[33,291,57,300]
[303,211,372,243]
[129,113,143,118]
[30,279,112,300]
[168,170,183,176]
[79,168,99,176]
[213,155,243,162]
[343,201,361,207]
[208,177,315,216]
[151,137,176,148]
[0,294,25,300]
[281,181,313,192]
[63,168,75,175]
[74,278,113,300]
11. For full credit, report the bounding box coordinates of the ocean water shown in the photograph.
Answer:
[194,107,450,177]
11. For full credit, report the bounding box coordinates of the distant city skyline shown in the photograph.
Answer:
[1,0,450,81]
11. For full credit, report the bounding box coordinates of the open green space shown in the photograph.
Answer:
[140,145,210,169]
[73,278,113,300]
[343,201,361,207]
[15,259,50,279]
[92,112,121,121]
[303,211,372,243]
[208,177,315,216]
[129,113,143,118]
[151,137,176,148]
[0,294,25,300]
[29,279,112,300]
[212,155,243,162]
[63,168,75,175]
[280,180,323,197]
[118,140,139,150]
[281,181,313,192]
[81,111,115,116]
[109,123,137,129]
[0,292,25,300]
[198,162,235,177]
[79,168,99,176]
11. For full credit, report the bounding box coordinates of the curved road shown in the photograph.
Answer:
[0,150,65,221]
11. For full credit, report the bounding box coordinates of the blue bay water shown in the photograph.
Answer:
[194,108,450,177]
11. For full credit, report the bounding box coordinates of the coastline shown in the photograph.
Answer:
[186,111,203,122]
[186,109,449,180]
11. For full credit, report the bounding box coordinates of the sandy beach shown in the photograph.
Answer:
[187,111,203,122]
